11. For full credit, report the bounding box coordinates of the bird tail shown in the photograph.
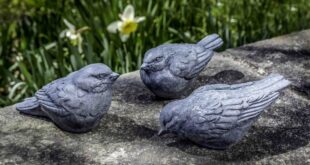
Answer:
[236,74,290,125]
[16,97,46,117]
[251,73,291,94]
[197,34,223,50]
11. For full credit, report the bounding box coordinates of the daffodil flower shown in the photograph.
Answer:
[60,19,89,53]
[107,5,145,42]
[290,6,297,12]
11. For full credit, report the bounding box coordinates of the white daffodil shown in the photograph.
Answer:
[107,4,145,42]
[216,2,223,7]
[290,6,297,12]
[230,18,237,23]
[60,19,89,53]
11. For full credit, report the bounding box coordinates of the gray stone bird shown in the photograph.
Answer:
[16,64,119,133]
[158,74,290,149]
[140,34,223,99]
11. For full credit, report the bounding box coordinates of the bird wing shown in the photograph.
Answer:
[185,74,290,141]
[188,88,280,139]
[35,78,86,117]
[168,45,214,79]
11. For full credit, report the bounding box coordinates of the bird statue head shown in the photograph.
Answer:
[158,100,185,136]
[140,46,171,73]
[72,64,119,93]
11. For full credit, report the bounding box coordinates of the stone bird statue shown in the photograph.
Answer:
[140,34,223,99]
[16,64,119,133]
[158,74,290,149]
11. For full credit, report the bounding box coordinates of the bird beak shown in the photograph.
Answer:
[158,128,168,136]
[140,63,149,71]
[110,73,120,81]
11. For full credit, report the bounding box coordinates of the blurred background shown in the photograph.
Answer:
[0,0,310,106]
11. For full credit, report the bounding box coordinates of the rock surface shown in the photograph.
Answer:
[1,30,310,164]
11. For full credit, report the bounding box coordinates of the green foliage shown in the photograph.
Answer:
[0,0,310,106]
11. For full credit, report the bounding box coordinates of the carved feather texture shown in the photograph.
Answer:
[35,81,71,117]
[166,34,223,79]
[140,34,223,99]
[15,63,117,133]
[160,74,290,148]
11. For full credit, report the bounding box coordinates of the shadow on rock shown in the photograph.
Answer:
[192,69,248,93]
[94,114,157,143]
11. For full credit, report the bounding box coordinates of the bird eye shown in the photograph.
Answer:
[93,73,107,79]
[154,56,163,62]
